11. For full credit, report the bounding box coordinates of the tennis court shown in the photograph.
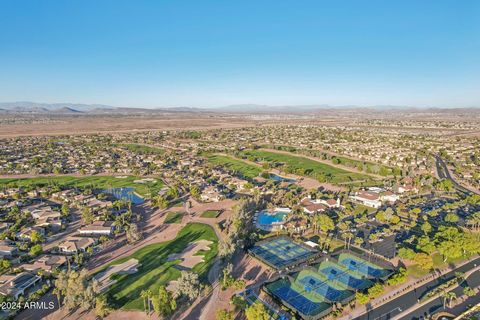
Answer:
[338,253,390,279]
[265,278,331,318]
[295,269,353,303]
[249,236,318,270]
[317,260,372,290]
[262,251,395,319]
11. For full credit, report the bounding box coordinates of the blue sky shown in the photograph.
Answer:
[0,0,479,108]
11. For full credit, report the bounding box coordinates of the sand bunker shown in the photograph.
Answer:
[94,258,140,291]
[167,240,213,269]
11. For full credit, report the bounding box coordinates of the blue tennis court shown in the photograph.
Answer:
[298,275,351,302]
[269,283,330,316]
[249,237,317,269]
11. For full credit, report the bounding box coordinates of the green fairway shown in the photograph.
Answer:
[104,223,218,310]
[200,210,221,218]
[164,212,184,224]
[206,154,262,179]
[240,150,371,184]
[261,144,394,176]
[0,175,163,198]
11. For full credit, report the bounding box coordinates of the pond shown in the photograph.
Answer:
[269,173,296,183]
[103,187,145,205]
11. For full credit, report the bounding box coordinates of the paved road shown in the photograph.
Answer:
[400,269,480,320]
[353,256,480,320]
[434,155,475,195]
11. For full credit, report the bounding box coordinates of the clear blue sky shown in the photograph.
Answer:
[1,0,479,108]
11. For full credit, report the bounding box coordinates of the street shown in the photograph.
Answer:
[353,256,480,320]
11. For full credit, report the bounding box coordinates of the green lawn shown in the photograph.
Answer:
[164,212,184,224]
[0,175,163,198]
[240,150,371,184]
[201,210,221,218]
[117,143,164,155]
[352,204,378,216]
[104,223,218,310]
[206,154,262,179]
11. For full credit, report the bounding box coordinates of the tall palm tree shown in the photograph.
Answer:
[442,291,456,309]
[140,290,148,314]
[146,289,153,314]
[342,232,354,249]
[448,292,457,308]
[53,287,61,307]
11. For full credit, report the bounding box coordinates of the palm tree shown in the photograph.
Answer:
[448,292,457,308]
[140,290,148,314]
[442,291,456,309]
[146,289,153,314]
[466,212,480,231]
[53,287,61,307]
[342,232,354,249]
[354,237,364,248]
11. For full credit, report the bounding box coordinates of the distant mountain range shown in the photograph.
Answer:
[0,102,207,114]
[0,101,478,115]
[0,102,112,113]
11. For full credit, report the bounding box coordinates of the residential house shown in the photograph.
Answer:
[25,205,61,220]
[0,272,41,299]
[0,240,18,257]
[78,221,114,236]
[397,184,418,194]
[16,227,45,242]
[300,197,327,214]
[22,255,67,273]
[35,216,63,231]
[84,198,112,211]
[299,197,341,214]
[58,236,95,254]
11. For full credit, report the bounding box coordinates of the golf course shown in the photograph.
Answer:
[103,223,218,310]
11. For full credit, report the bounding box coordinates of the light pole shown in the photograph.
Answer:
[373,307,402,320]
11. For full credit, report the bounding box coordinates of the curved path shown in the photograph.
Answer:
[434,154,478,195]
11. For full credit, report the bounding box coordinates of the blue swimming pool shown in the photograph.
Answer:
[257,210,288,225]
[103,187,145,205]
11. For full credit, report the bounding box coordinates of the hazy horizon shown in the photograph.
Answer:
[1,1,479,108]
[1,101,480,111]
